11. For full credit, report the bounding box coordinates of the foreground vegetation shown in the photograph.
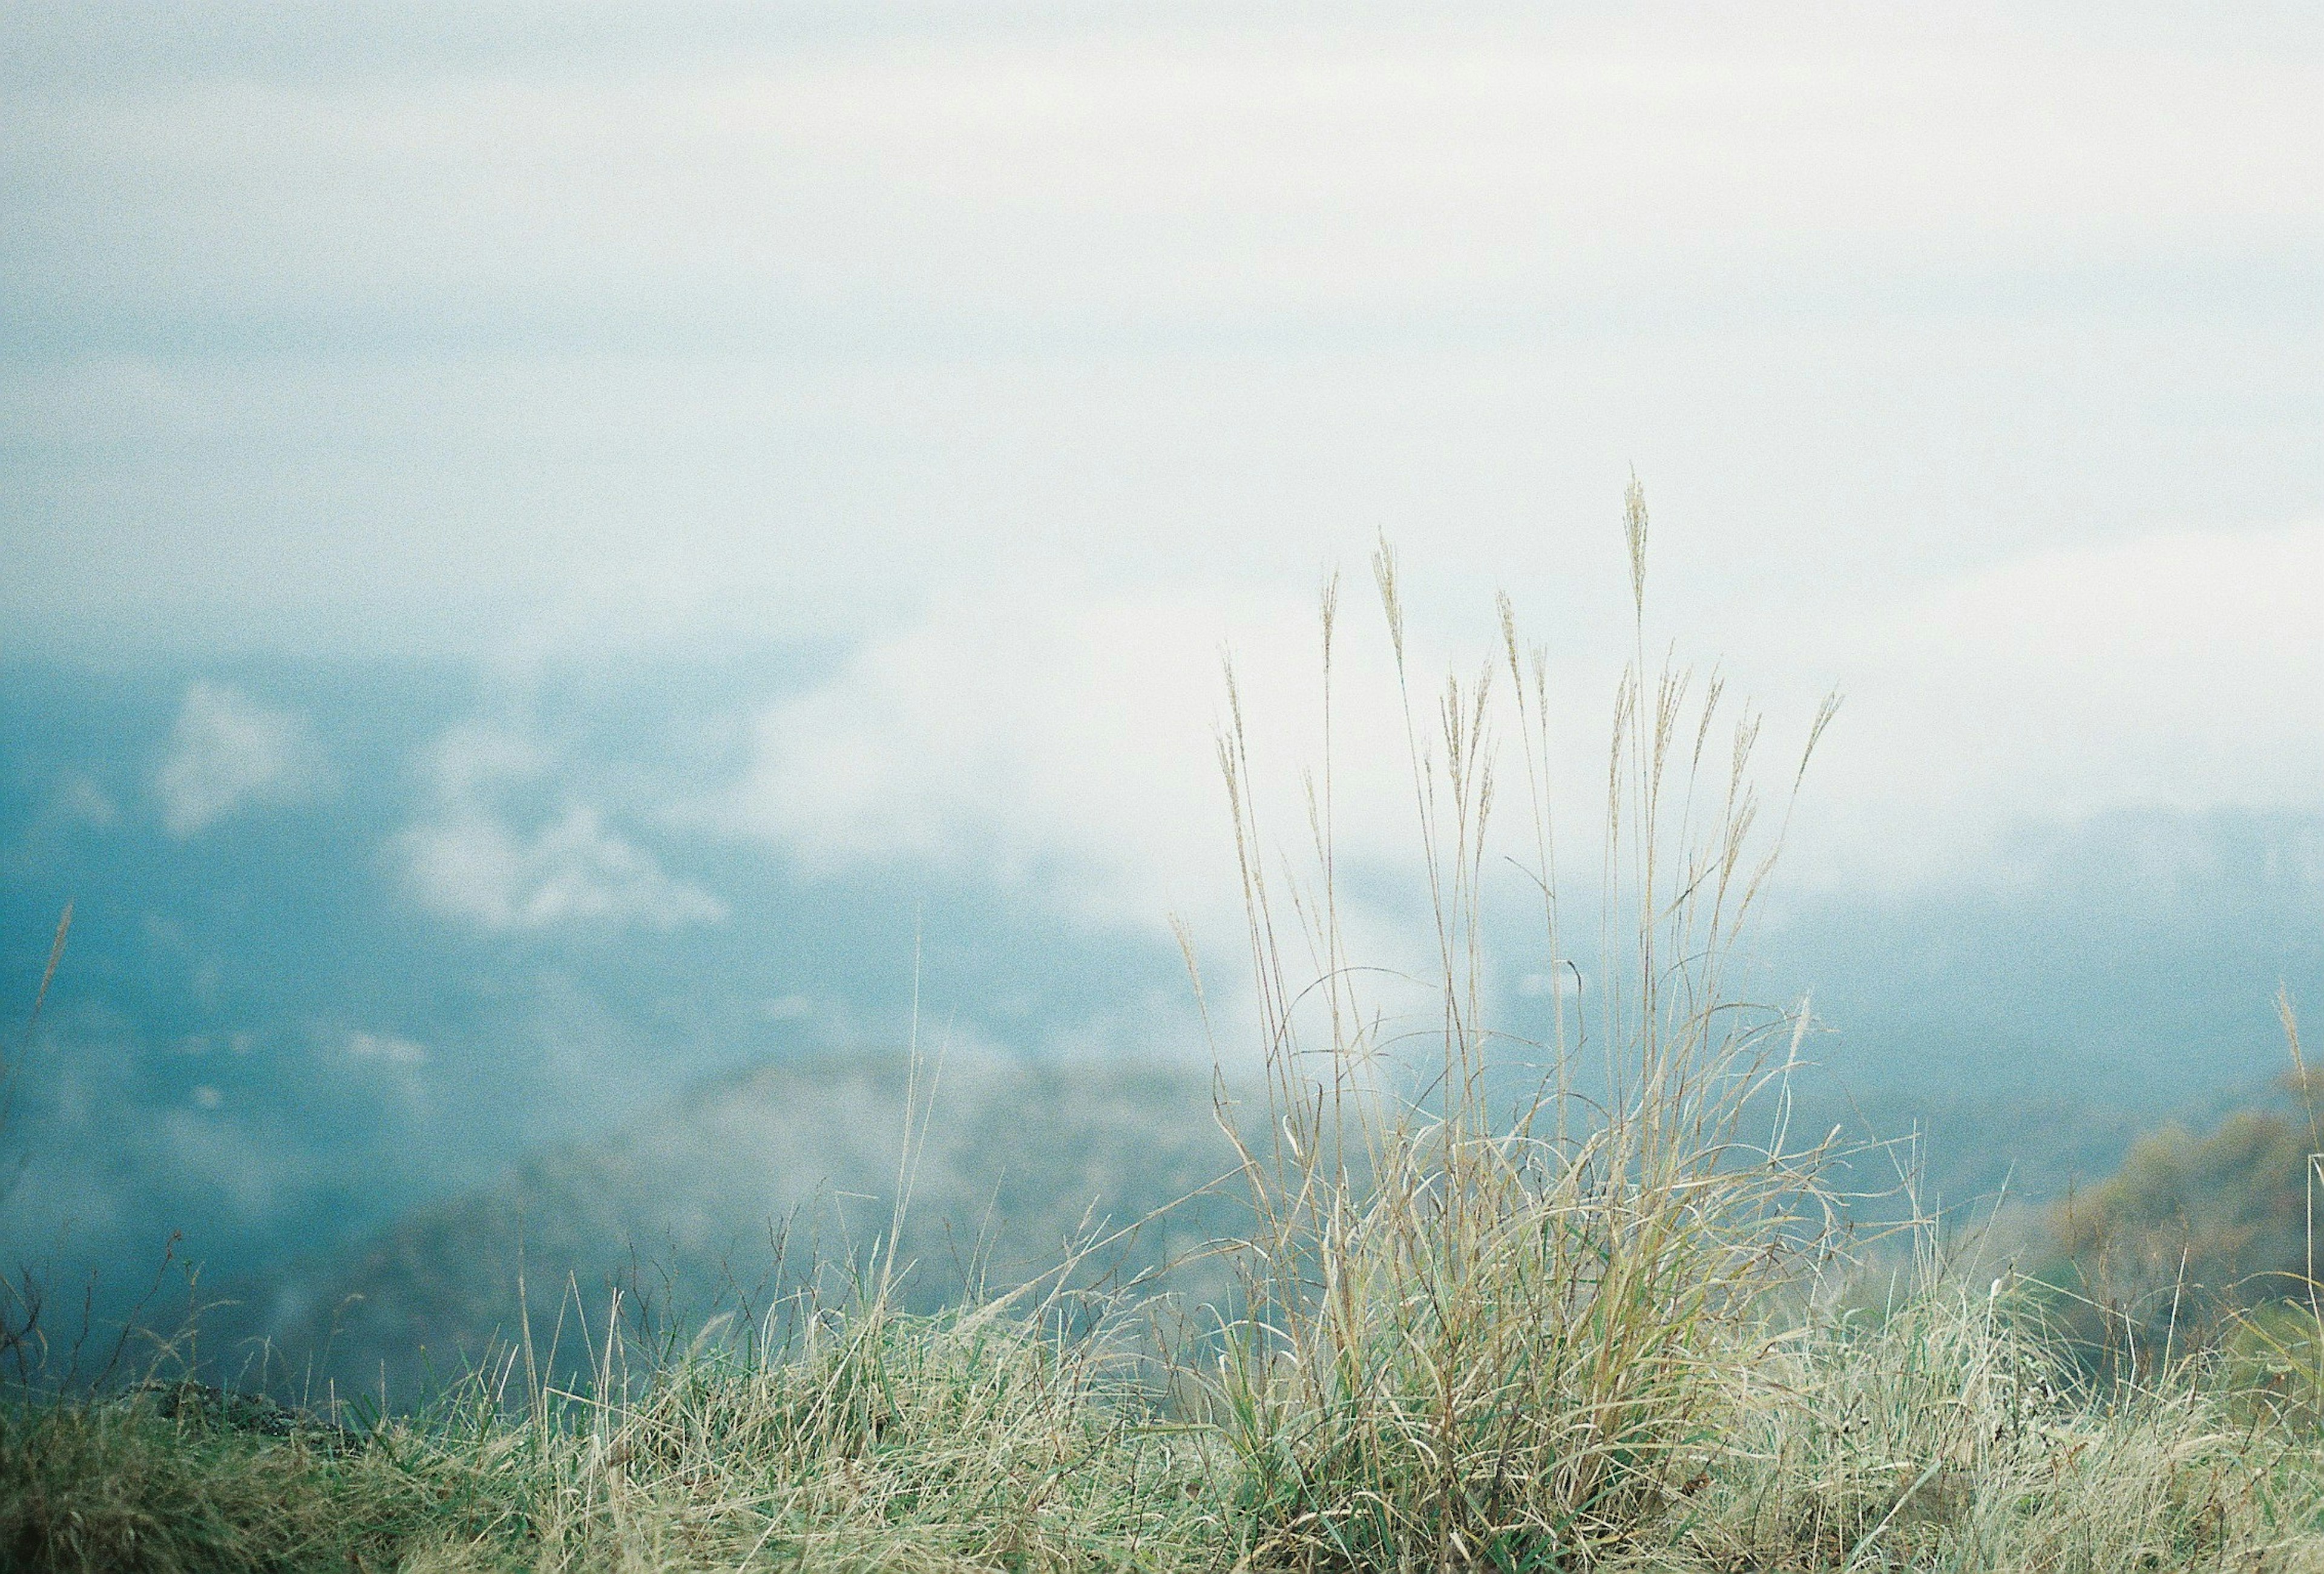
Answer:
[10,498,2324,1570]
[13,1273,2324,1572]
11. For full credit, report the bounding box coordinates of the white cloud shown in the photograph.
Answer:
[710,518,2324,930]
[11,7,2319,953]
[154,680,324,836]
[398,803,727,934]
[714,581,1411,926]
[346,1029,427,1065]
[386,716,725,925]
[706,566,1641,1082]
[393,717,727,933]
[708,578,1581,1075]
[1750,520,2324,887]
[1517,969,1584,999]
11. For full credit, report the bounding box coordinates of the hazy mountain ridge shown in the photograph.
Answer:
[234,1052,1244,1397]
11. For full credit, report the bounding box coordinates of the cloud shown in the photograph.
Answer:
[416,719,555,799]
[718,583,1323,924]
[711,518,2324,930]
[11,5,2317,943]
[398,803,727,934]
[706,574,1637,1075]
[703,570,1635,1013]
[53,773,122,829]
[346,1029,427,1066]
[1751,520,2324,888]
[394,722,727,933]
[154,680,325,837]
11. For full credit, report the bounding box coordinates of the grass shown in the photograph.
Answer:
[0,1300,1215,1570]
[15,1280,2324,1571]
[9,486,2324,1570]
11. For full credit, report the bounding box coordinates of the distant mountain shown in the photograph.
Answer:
[231,1053,1246,1398]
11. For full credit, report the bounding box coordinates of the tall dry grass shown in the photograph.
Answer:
[1187,485,1848,1568]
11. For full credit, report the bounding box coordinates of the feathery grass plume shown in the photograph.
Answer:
[1195,491,1845,1570]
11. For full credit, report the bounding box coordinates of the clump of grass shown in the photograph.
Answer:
[1180,493,2324,1570]
[524,1271,1222,1572]
[1189,495,1845,1567]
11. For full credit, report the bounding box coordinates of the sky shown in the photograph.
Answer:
[7,4,2319,871]
[2,3,2322,1299]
